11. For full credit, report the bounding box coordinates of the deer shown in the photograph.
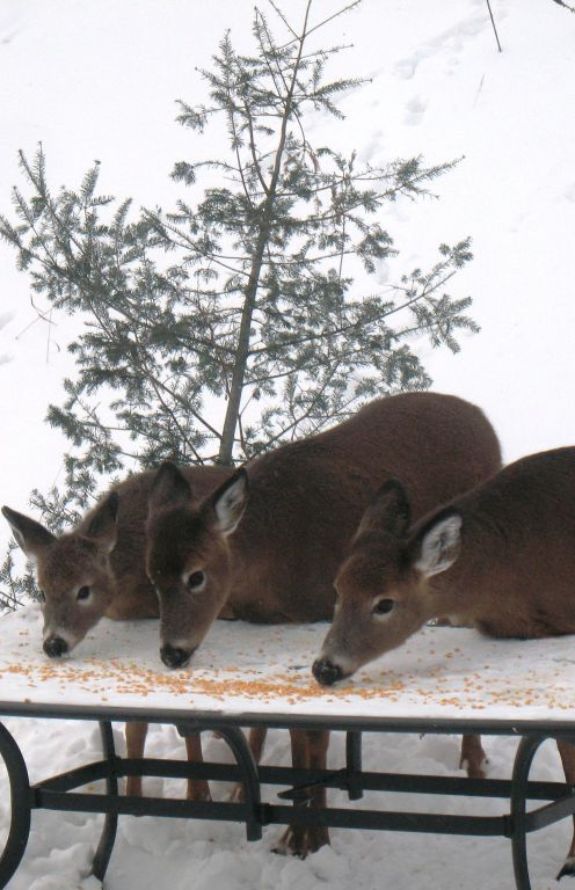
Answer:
[144,391,502,856]
[2,465,234,801]
[311,445,575,879]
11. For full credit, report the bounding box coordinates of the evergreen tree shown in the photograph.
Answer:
[0,0,477,607]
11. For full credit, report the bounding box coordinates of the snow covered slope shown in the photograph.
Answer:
[2,0,575,523]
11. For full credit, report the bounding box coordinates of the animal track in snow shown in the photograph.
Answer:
[404,95,427,126]
[357,127,385,164]
[1,31,16,45]
[394,13,489,81]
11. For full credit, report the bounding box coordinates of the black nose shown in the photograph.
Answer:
[43,636,69,658]
[312,657,344,687]
[160,644,194,669]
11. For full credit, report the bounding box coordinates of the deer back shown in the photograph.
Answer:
[231,393,500,614]
[414,446,575,637]
[147,392,501,668]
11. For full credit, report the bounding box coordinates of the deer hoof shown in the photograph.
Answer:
[557,857,575,880]
[272,825,330,858]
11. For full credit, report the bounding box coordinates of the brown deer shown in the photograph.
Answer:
[2,465,232,800]
[312,446,575,878]
[145,391,502,856]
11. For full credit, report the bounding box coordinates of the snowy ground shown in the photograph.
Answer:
[2,0,575,887]
[3,718,572,890]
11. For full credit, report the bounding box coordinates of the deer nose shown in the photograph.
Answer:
[160,643,195,669]
[43,636,69,658]
[312,657,344,687]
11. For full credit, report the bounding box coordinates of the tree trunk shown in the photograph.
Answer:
[217,223,271,465]
[216,6,311,465]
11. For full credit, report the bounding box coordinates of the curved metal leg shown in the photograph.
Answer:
[0,721,32,888]
[510,734,546,890]
[216,726,262,841]
[92,721,119,882]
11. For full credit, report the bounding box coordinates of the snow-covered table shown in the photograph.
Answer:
[2,605,575,890]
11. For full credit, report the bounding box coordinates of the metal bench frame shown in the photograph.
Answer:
[1,702,574,889]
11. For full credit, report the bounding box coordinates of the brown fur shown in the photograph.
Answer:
[2,465,231,650]
[146,392,501,648]
[145,391,502,855]
[2,465,231,801]
[321,446,575,675]
[316,446,575,874]
[426,447,575,639]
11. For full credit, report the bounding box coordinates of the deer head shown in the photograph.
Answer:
[2,494,119,658]
[145,462,248,669]
[312,479,463,686]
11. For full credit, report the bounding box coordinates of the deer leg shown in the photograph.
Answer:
[555,739,575,879]
[184,732,211,802]
[460,733,487,779]
[248,725,267,763]
[304,729,330,853]
[274,729,309,857]
[125,722,148,797]
[274,729,330,858]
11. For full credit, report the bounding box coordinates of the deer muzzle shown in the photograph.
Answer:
[43,635,69,659]
[160,643,197,669]
[311,656,345,687]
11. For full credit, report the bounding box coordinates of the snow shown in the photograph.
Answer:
[3,605,575,725]
[2,0,575,887]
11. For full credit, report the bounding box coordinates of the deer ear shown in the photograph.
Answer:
[208,469,248,536]
[355,478,411,540]
[84,492,119,553]
[149,462,192,513]
[1,506,56,560]
[412,510,462,579]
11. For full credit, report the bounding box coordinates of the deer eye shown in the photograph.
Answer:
[186,571,206,591]
[373,597,395,616]
[38,590,46,604]
[77,586,91,602]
